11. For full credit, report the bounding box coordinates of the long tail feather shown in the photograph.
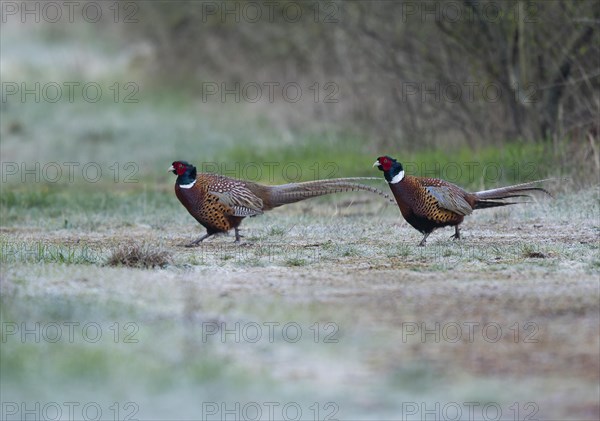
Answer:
[473,179,554,209]
[263,177,395,209]
[474,200,523,210]
[475,179,554,200]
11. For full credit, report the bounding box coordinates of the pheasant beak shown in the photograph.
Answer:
[168,165,175,173]
[372,160,381,167]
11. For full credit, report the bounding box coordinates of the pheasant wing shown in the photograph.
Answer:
[425,186,473,216]
[207,177,264,217]
[210,188,264,217]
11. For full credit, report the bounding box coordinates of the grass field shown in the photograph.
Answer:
[1,20,599,421]
[1,185,599,419]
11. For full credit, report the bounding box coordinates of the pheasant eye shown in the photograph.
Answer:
[380,157,392,170]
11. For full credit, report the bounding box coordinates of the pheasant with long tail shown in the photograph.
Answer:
[373,156,553,246]
[170,160,393,245]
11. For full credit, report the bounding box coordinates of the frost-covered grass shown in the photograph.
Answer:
[1,188,599,419]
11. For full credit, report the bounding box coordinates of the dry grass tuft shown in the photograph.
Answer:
[106,243,171,269]
[524,251,547,258]
[521,244,548,259]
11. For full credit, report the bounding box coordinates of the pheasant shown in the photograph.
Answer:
[373,156,552,246]
[169,160,393,245]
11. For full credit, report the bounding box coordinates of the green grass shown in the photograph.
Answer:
[0,239,100,265]
[284,257,307,267]
[268,226,287,236]
[226,135,559,188]
[0,183,177,228]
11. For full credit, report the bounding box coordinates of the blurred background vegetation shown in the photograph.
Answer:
[2,0,598,188]
[128,1,599,147]
[1,0,599,188]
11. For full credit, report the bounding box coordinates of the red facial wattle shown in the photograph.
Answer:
[378,157,392,172]
[174,162,186,176]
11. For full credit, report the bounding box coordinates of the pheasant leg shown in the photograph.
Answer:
[450,226,461,240]
[418,232,430,247]
[184,232,213,247]
[234,228,243,243]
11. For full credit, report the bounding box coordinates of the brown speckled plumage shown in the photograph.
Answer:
[175,174,247,235]
[170,161,393,245]
[374,156,553,246]
[388,176,472,242]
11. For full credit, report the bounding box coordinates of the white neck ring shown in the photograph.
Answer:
[179,179,197,189]
[390,170,404,184]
